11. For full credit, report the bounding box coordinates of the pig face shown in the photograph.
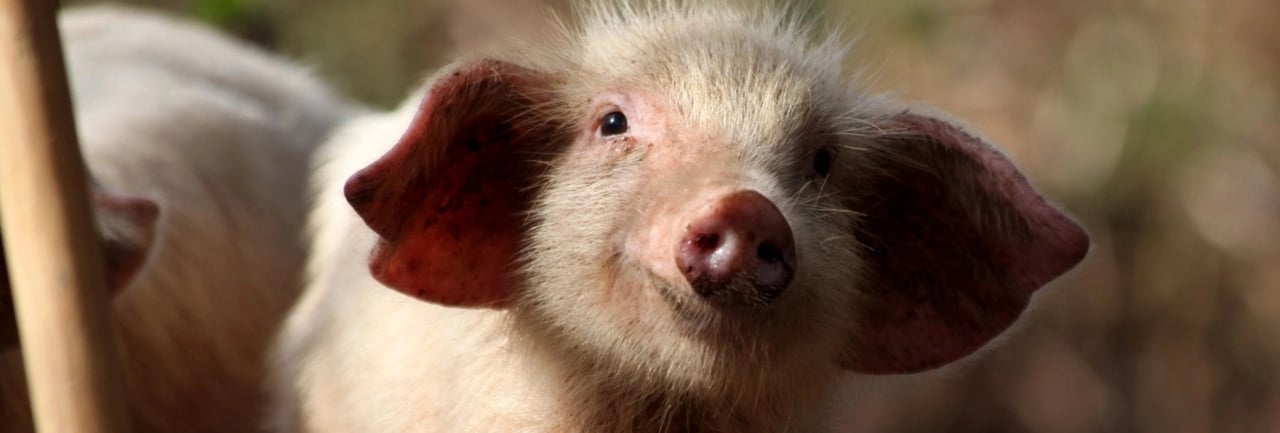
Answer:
[344,8,1089,400]
[520,66,867,395]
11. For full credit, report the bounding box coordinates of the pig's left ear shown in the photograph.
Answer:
[91,190,160,292]
[1,190,158,350]
[344,60,554,308]
[839,111,1090,374]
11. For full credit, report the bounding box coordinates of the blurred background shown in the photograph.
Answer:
[61,0,1279,431]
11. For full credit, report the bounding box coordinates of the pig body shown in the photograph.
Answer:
[273,3,1089,432]
[1,6,356,433]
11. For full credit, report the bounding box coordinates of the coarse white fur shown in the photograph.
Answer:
[0,6,357,433]
[272,3,905,432]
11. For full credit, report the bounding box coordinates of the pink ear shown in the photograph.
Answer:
[90,190,160,293]
[344,60,552,308]
[841,112,1090,374]
[1,189,158,348]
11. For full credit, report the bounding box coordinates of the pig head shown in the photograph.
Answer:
[341,56,1089,393]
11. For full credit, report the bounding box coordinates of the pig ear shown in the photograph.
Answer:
[344,60,553,308]
[839,112,1090,374]
[91,190,160,293]
[0,190,157,349]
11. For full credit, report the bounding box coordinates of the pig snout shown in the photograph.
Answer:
[676,190,796,307]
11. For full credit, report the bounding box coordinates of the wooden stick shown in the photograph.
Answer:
[0,0,133,432]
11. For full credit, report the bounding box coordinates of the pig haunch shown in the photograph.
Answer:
[273,3,1089,432]
[0,5,355,433]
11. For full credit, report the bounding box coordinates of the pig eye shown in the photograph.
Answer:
[812,146,835,177]
[599,111,628,136]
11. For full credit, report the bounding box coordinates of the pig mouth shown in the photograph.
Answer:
[653,278,701,320]
[647,270,772,339]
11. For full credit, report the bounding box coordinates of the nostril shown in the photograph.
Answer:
[694,233,720,252]
[754,241,794,298]
[756,242,782,264]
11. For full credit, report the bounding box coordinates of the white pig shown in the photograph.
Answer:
[273,3,1090,432]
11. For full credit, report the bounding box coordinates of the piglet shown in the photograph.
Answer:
[272,4,1089,432]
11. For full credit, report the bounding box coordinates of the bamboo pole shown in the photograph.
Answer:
[0,0,132,432]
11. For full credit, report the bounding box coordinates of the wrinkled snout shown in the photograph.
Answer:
[677,190,796,307]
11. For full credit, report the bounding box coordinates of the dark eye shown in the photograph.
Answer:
[599,111,628,136]
[812,147,834,177]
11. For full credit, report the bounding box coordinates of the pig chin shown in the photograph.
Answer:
[609,259,843,395]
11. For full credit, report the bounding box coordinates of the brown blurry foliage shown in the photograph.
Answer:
[66,0,1280,431]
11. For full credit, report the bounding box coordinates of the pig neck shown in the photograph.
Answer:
[475,307,829,433]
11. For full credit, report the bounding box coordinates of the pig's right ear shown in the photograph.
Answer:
[838,112,1089,374]
[344,60,553,308]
